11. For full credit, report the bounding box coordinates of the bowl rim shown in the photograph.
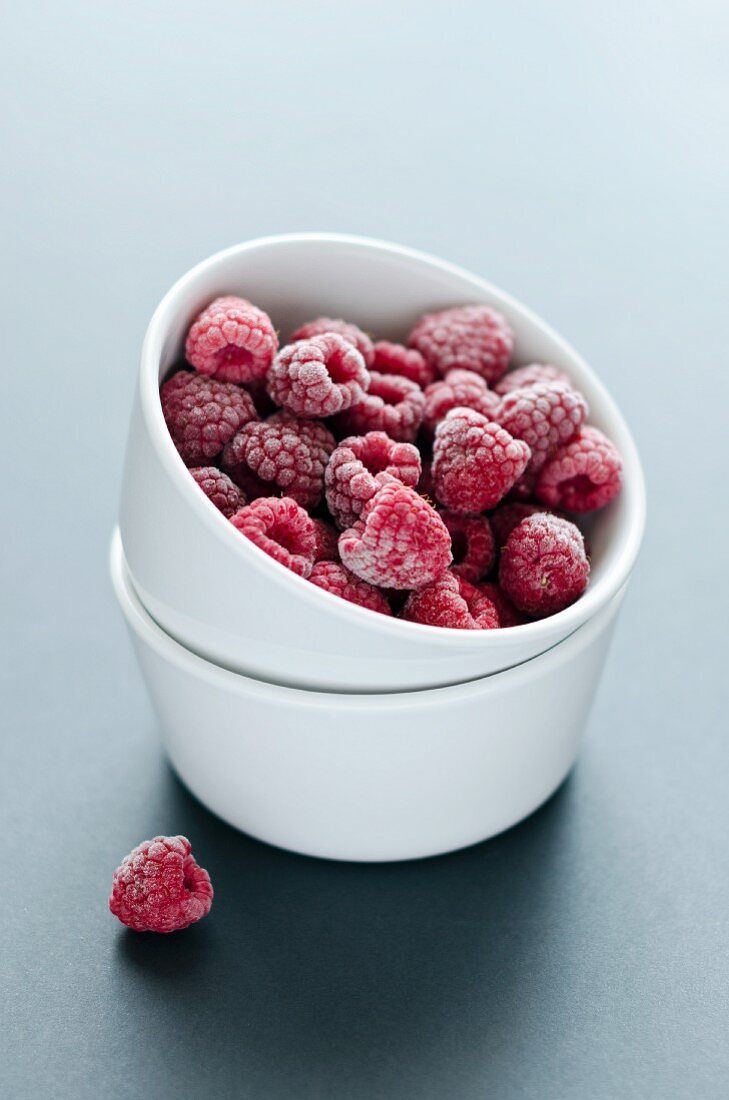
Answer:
[111,528,624,704]
[139,232,646,647]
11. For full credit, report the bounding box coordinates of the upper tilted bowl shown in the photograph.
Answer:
[119,233,645,692]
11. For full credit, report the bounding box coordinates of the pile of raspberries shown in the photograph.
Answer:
[160,296,623,628]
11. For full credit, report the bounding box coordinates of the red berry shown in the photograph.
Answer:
[490,501,562,548]
[325,431,421,530]
[408,304,514,383]
[477,582,526,627]
[160,370,259,466]
[498,382,588,473]
[494,363,571,396]
[230,496,317,577]
[338,481,452,590]
[432,408,531,514]
[372,340,436,388]
[335,372,425,443]
[535,426,622,512]
[441,511,495,583]
[499,514,589,617]
[422,369,501,437]
[267,333,369,418]
[222,411,336,510]
[290,317,374,367]
[309,561,392,615]
[402,571,499,630]
[185,296,278,383]
[109,835,213,934]
[311,517,340,562]
[189,466,245,518]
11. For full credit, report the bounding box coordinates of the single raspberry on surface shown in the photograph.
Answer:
[338,481,452,590]
[441,511,495,583]
[311,517,340,562]
[334,372,425,443]
[422,369,501,436]
[372,340,436,388]
[230,496,317,577]
[325,431,421,530]
[185,296,278,383]
[290,317,375,367]
[477,582,526,627]
[109,835,213,934]
[266,334,369,418]
[408,304,514,383]
[308,561,392,615]
[490,502,562,548]
[222,412,336,510]
[402,571,499,630]
[189,466,245,518]
[499,513,589,617]
[536,426,623,512]
[498,382,588,474]
[494,363,571,396]
[432,408,531,514]
[160,370,259,465]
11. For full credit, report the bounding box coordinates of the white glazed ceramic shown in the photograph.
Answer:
[111,529,625,862]
[119,234,645,692]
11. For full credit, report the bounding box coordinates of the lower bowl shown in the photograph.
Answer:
[111,529,625,862]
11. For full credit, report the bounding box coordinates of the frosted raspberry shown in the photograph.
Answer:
[222,412,336,510]
[160,370,259,465]
[490,502,563,548]
[372,341,436,388]
[290,317,375,367]
[494,363,571,396]
[432,408,531,514]
[189,466,245,518]
[335,372,425,443]
[536,426,623,512]
[499,514,589,617]
[309,561,392,615]
[109,835,213,934]
[498,382,588,474]
[441,512,495,583]
[311,517,340,562]
[477,582,526,627]
[402,571,499,630]
[185,296,278,383]
[422,369,501,436]
[231,496,316,577]
[325,432,421,530]
[408,304,514,383]
[266,334,369,418]
[338,482,452,590]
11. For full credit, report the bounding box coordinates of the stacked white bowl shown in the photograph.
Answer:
[113,234,646,861]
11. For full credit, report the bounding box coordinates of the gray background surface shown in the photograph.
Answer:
[2,2,728,1097]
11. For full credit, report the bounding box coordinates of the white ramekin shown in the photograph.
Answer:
[111,529,625,863]
[119,234,645,692]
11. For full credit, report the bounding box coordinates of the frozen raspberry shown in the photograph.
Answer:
[231,496,316,577]
[499,513,589,617]
[495,363,571,396]
[422,369,501,436]
[185,296,278,383]
[189,467,245,518]
[432,408,531,514]
[160,370,259,466]
[311,517,340,562]
[325,432,421,530]
[222,412,336,510]
[408,304,514,383]
[498,382,588,474]
[490,502,563,548]
[372,341,436,388]
[441,512,495,583]
[266,334,369,418]
[477,582,526,627]
[309,561,392,615]
[536,426,623,512]
[335,372,425,443]
[339,481,452,590]
[109,835,213,934]
[402,571,499,630]
[290,317,375,367]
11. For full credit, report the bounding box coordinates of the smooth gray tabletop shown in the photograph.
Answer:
[2,3,728,1098]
